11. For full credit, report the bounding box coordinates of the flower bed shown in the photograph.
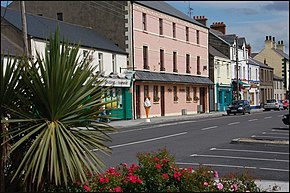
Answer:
[45,149,262,192]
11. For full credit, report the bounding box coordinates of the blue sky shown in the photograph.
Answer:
[2,1,289,54]
[166,1,289,54]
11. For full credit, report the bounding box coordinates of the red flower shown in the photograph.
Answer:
[105,177,109,183]
[173,171,181,181]
[154,157,159,162]
[115,186,122,192]
[108,167,115,174]
[129,175,137,183]
[156,163,161,170]
[162,173,169,179]
[88,171,93,177]
[163,158,169,163]
[187,167,193,173]
[99,178,105,183]
[84,184,90,192]
[137,177,142,184]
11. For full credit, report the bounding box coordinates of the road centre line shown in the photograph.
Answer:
[248,119,258,122]
[209,148,289,155]
[201,126,218,131]
[190,154,289,162]
[109,132,187,149]
[262,132,289,136]
[264,116,272,119]
[228,122,240,125]
[175,162,288,172]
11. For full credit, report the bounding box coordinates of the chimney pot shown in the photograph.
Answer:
[266,36,268,40]
[269,36,272,40]
[273,37,275,42]
[281,40,284,44]
[278,41,280,44]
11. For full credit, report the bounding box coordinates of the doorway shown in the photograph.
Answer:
[200,87,206,113]
[136,85,140,119]
[161,86,165,116]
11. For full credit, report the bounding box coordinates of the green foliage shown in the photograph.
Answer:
[1,27,116,191]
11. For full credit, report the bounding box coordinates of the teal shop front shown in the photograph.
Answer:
[216,83,232,112]
[102,77,133,120]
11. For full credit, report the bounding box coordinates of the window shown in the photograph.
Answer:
[193,87,197,99]
[98,53,103,72]
[239,66,242,79]
[173,86,178,101]
[143,46,149,69]
[186,26,189,41]
[186,87,191,101]
[37,13,43,16]
[172,22,176,38]
[197,56,201,75]
[173,52,178,72]
[249,67,251,80]
[57,12,63,21]
[112,54,117,74]
[160,49,165,71]
[144,85,149,99]
[217,62,220,77]
[153,85,159,102]
[83,50,88,58]
[186,54,190,73]
[255,69,258,81]
[196,30,200,44]
[104,88,122,109]
[260,69,264,81]
[142,13,147,31]
[243,66,246,79]
[159,18,163,35]
[227,63,229,78]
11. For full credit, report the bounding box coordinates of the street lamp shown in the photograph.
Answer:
[235,36,239,100]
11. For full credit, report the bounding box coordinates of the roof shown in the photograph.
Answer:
[134,70,214,85]
[209,45,229,59]
[135,1,208,29]
[210,30,246,48]
[251,58,273,69]
[1,33,24,56]
[1,7,127,54]
[247,57,260,66]
[273,74,283,80]
[274,49,289,60]
[251,53,258,58]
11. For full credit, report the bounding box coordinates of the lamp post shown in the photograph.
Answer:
[235,36,239,100]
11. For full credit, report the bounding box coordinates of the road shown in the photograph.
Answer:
[95,110,289,181]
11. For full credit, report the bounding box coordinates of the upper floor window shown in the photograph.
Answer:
[227,63,229,78]
[112,54,117,74]
[255,69,258,81]
[186,54,190,73]
[98,53,103,72]
[197,56,201,75]
[243,66,246,79]
[160,49,165,71]
[143,46,149,70]
[142,13,147,31]
[260,69,264,81]
[173,51,178,72]
[186,26,189,42]
[172,22,176,38]
[57,12,63,21]
[159,18,163,35]
[196,30,200,44]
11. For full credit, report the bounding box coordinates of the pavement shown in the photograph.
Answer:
[107,109,289,192]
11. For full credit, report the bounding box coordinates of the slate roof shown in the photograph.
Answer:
[134,70,214,85]
[251,58,273,69]
[1,7,126,54]
[274,49,289,60]
[136,1,207,28]
[1,33,24,56]
[209,45,229,59]
[273,74,283,80]
[247,57,260,66]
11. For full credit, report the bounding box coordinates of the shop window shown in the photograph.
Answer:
[186,87,192,101]
[104,88,123,109]
[153,85,159,102]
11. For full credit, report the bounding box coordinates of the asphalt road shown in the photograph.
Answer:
[96,110,289,181]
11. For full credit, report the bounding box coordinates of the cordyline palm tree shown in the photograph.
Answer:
[1,28,117,191]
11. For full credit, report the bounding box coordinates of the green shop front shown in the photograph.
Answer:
[102,76,133,120]
[216,83,232,112]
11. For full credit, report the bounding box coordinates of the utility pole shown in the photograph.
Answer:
[20,1,29,55]
[235,35,239,100]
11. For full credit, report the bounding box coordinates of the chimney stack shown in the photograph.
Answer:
[277,40,285,52]
[246,44,252,57]
[193,15,208,26]
[265,35,273,49]
[210,22,226,34]
[273,37,276,49]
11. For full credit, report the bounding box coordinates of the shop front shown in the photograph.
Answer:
[216,83,232,112]
[248,81,260,109]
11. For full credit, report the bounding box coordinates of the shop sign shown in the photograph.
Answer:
[101,78,131,87]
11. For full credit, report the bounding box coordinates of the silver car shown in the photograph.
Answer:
[264,99,283,111]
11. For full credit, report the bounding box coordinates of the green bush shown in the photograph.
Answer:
[45,148,262,192]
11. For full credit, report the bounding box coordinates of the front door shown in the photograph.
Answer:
[136,85,140,119]
[161,86,165,116]
[200,87,205,113]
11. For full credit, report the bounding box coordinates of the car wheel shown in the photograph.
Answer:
[227,112,230,115]
[242,110,245,115]
[234,113,236,115]
[248,111,251,114]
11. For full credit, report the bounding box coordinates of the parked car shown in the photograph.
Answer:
[264,99,283,111]
[282,100,289,110]
[282,113,289,125]
[227,100,251,115]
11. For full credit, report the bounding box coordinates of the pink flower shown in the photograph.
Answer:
[154,157,159,162]
[173,171,181,181]
[105,177,109,183]
[163,158,169,163]
[122,163,127,167]
[129,175,137,183]
[156,163,161,169]
[232,184,238,191]
[99,178,105,183]
[115,186,122,192]
[84,184,90,192]
[108,167,115,174]
[137,177,142,184]
[203,182,208,187]
[214,170,219,178]
[162,173,169,179]
[217,183,223,190]
[187,167,193,173]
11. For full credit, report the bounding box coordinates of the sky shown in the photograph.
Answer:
[166,1,289,54]
[1,1,289,54]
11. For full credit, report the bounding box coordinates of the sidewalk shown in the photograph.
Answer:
[108,109,289,192]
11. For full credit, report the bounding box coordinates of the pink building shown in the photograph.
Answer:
[132,2,213,119]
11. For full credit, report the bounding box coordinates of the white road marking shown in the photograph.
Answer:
[278,115,283,117]
[228,122,240,125]
[201,126,218,131]
[264,116,272,119]
[109,132,187,149]
[248,119,258,122]
[176,162,288,172]
[189,154,289,162]
[271,129,289,132]
[262,132,289,136]
[209,147,289,155]
[251,135,289,139]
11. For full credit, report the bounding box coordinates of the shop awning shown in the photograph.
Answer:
[135,70,214,85]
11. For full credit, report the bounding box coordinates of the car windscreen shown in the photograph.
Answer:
[266,100,276,103]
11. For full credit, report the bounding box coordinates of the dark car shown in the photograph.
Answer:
[227,100,251,115]
[282,114,289,125]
